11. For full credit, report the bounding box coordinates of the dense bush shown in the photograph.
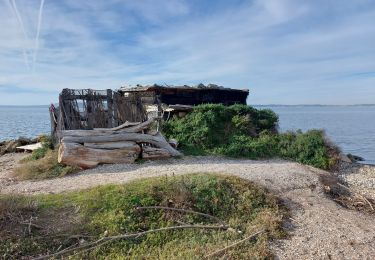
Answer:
[163,104,338,169]
[163,104,278,150]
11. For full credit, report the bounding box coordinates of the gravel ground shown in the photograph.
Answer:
[338,163,375,200]
[1,154,375,259]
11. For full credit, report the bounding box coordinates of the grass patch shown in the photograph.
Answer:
[14,148,78,180]
[163,104,339,169]
[0,174,286,259]
[13,135,78,180]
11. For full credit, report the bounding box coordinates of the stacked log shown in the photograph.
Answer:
[58,118,181,169]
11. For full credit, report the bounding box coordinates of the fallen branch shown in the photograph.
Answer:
[204,229,265,259]
[34,224,226,260]
[136,206,227,227]
[65,118,156,137]
[337,183,374,211]
[94,121,140,131]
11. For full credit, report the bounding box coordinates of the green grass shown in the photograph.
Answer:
[13,148,78,180]
[0,174,286,259]
[13,135,78,180]
[163,104,340,169]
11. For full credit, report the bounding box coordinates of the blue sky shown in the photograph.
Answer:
[0,0,374,105]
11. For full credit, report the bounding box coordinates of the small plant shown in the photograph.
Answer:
[14,149,78,180]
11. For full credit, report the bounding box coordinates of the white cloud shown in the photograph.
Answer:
[0,0,374,105]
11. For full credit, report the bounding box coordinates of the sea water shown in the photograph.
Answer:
[0,105,374,164]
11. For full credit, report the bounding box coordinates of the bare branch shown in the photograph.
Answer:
[34,224,226,260]
[204,229,265,259]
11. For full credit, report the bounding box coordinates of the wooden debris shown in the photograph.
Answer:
[84,141,138,150]
[58,142,141,169]
[62,133,181,157]
[94,121,140,131]
[58,119,182,169]
[142,146,171,159]
[16,142,42,152]
[168,139,178,149]
[61,118,156,137]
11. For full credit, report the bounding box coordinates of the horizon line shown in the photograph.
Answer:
[1,103,375,107]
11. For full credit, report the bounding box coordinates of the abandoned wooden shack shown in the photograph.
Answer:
[51,84,249,135]
[119,83,249,106]
[50,84,249,168]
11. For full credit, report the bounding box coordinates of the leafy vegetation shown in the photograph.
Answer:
[0,174,285,259]
[28,135,53,161]
[163,104,339,169]
[14,136,78,180]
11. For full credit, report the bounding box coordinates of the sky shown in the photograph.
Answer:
[0,0,374,105]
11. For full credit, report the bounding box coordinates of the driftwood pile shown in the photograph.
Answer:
[58,118,181,169]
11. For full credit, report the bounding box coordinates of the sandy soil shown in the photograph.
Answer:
[1,154,375,259]
[0,152,26,188]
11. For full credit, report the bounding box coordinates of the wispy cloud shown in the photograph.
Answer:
[0,0,374,105]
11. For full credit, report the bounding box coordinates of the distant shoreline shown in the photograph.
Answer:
[1,104,375,107]
[254,104,375,107]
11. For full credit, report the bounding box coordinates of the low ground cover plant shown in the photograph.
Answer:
[0,174,285,259]
[163,104,339,169]
[14,135,78,180]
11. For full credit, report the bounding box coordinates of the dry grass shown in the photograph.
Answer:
[13,149,78,180]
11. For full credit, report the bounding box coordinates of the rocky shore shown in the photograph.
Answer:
[0,137,38,156]
[338,162,375,200]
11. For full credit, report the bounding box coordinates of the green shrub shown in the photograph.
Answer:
[277,130,332,169]
[0,174,286,259]
[163,104,278,150]
[21,135,53,162]
[163,104,338,170]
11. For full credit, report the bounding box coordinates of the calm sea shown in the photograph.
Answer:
[257,105,375,164]
[0,106,50,142]
[0,105,374,164]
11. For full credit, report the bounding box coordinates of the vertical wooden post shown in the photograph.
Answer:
[107,89,113,128]
[113,92,119,126]
[86,89,94,129]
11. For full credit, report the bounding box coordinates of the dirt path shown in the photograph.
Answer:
[1,155,375,259]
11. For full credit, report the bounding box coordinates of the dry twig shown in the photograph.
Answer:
[337,183,374,211]
[204,229,265,259]
[34,224,226,260]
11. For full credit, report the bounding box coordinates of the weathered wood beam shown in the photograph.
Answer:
[94,121,140,131]
[142,146,171,159]
[62,118,156,137]
[62,132,182,157]
[58,142,141,169]
[84,141,137,149]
